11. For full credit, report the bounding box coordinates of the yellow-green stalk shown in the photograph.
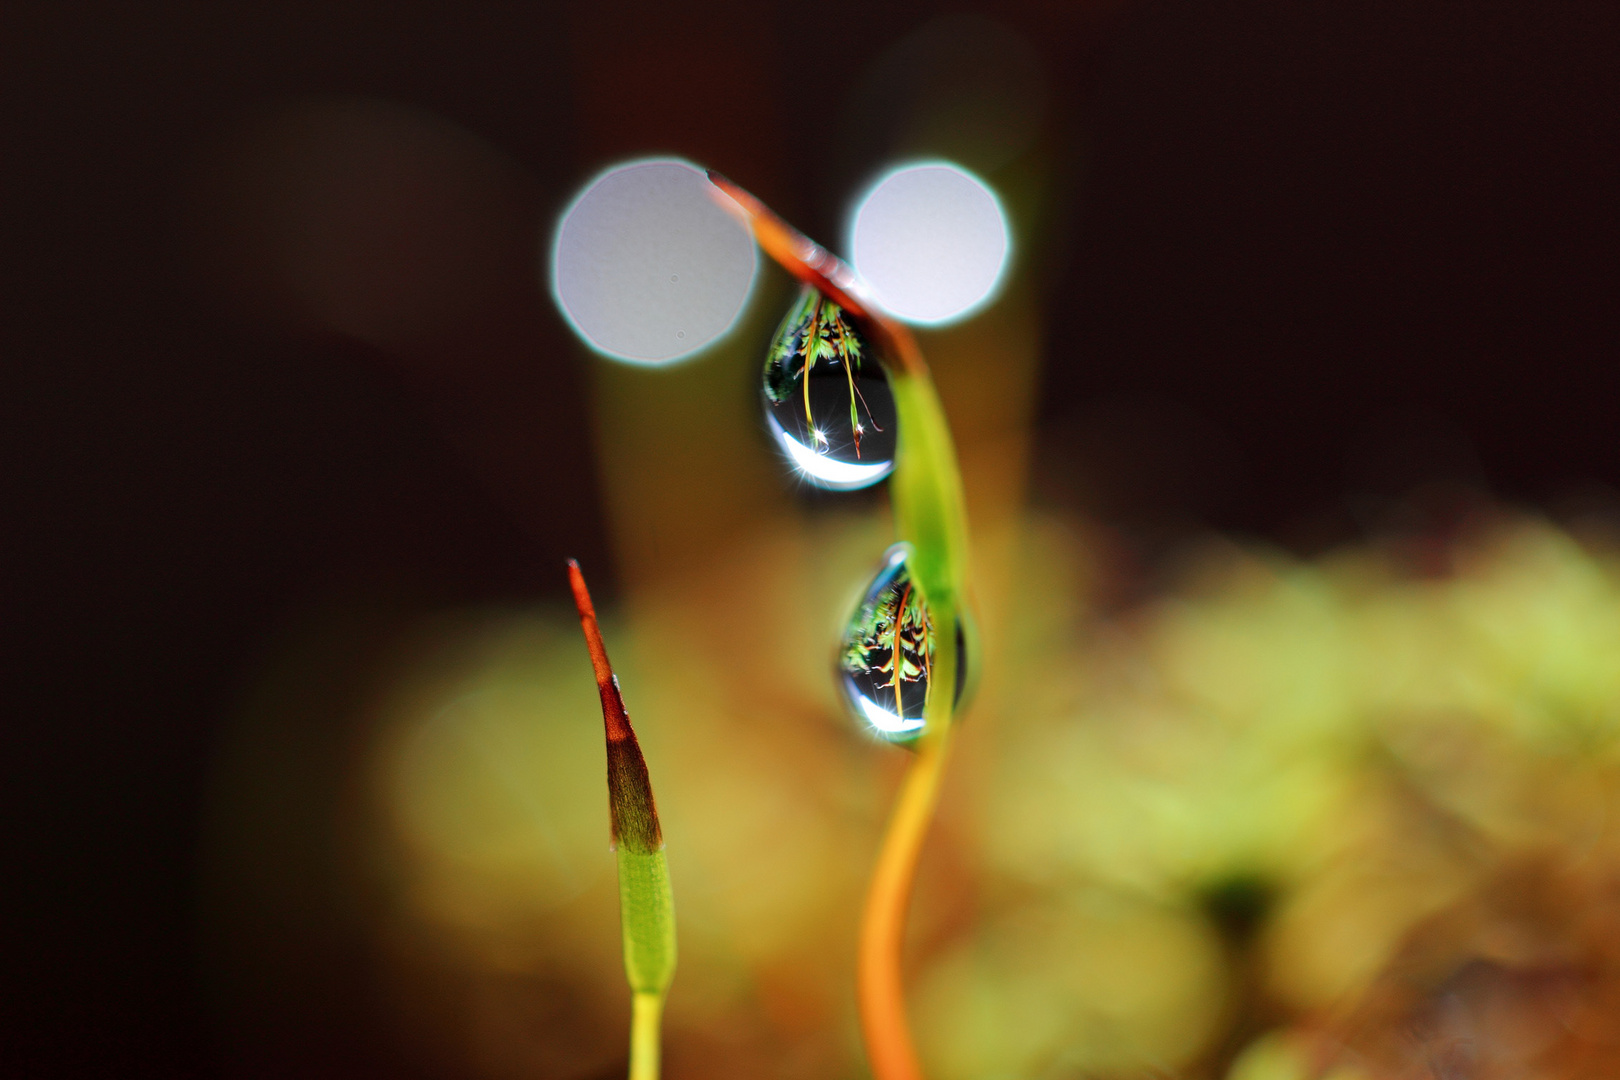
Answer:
[569,560,676,1080]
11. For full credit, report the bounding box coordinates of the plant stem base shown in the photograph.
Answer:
[858,727,954,1080]
[629,990,664,1080]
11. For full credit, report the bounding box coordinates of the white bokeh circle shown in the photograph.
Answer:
[550,158,757,365]
[849,162,1010,325]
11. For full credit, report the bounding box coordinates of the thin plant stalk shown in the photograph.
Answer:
[629,991,664,1080]
[709,175,972,1080]
[569,560,677,1080]
[856,725,954,1080]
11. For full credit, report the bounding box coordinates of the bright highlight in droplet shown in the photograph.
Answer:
[550,158,757,365]
[849,162,1010,325]
[853,691,926,738]
[766,413,894,490]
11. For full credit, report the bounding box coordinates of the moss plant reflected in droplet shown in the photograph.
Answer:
[841,544,970,744]
[762,284,897,490]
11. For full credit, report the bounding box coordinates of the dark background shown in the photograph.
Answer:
[4,1,1616,1075]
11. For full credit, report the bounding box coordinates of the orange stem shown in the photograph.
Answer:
[858,729,953,1080]
[706,171,930,381]
[706,173,958,1080]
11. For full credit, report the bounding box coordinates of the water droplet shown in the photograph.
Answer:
[762,285,896,490]
[839,544,968,744]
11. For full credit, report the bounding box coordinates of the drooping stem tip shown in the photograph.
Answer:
[704,177,973,1080]
[707,170,930,381]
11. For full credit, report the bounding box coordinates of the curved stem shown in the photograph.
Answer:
[629,991,664,1080]
[709,174,970,1080]
[706,171,929,381]
[859,727,954,1080]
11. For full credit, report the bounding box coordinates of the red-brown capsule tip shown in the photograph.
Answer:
[568,559,662,853]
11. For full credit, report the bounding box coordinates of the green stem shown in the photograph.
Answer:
[707,173,973,1080]
[888,370,969,624]
[569,562,677,1080]
[856,367,966,1080]
[629,991,665,1080]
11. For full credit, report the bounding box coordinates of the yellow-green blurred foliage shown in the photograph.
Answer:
[202,508,1620,1079]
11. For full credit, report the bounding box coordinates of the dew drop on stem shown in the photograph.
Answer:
[761,285,897,490]
[839,544,969,744]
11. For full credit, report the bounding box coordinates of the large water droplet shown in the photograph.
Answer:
[762,285,896,490]
[839,544,968,744]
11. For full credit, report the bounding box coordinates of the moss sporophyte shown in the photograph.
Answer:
[565,164,972,1080]
[718,171,972,1080]
[568,560,675,1080]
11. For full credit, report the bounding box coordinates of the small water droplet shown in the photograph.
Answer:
[762,285,896,490]
[670,274,679,282]
[676,330,685,339]
[839,544,968,744]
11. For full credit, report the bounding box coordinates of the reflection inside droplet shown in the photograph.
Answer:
[761,285,896,490]
[839,544,968,743]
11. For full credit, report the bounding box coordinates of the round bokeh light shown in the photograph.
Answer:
[550,159,757,365]
[849,162,1010,325]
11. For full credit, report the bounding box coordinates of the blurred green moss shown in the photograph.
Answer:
[204,511,1620,1078]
